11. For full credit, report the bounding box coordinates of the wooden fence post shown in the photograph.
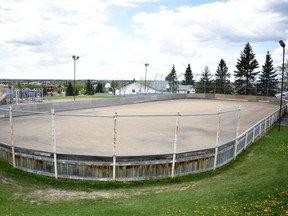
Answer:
[9,106,16,168]
[51,109,58,179]
[171,111,180,178]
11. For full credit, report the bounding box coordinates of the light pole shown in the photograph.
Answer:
[144,63,149,95]
[279,40,285,131]
[72,55,79,101]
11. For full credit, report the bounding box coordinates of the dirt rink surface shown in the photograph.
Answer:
[0,99,279,156]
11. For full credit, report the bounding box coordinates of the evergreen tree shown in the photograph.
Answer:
[95,82,104,93]
[195,66,213,93]
[258,51,278,97]
[165,64,178,93]
[183,64,195,85]
[85,79,94,95]
[215,59,231,94]
[66,81,74,96]
[234,42,259,95]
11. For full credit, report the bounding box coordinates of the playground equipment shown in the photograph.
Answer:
[0,86,43,105]
[15,88,44,104]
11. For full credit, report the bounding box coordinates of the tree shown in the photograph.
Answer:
[183,64,195,85]
[258,51,278,97]
[109,80,121,94]
[165,64,178,93]
[195,66,213,93]
[85,79,94,95]
[215,59,231,94]
[95,82,104,93]
[234,42,259,95]
[277,63,288,92]
[66,81,74,96]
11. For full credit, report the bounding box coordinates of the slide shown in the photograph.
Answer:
[0,93,6,105]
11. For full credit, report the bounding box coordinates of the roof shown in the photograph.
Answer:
[149,80,169,92]
[179,85,194,91]
[122,80,194,92]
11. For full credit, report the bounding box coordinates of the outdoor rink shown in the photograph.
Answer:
[0,99,279,156]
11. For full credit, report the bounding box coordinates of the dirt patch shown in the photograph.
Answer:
[0,175,21,187]
[24,182,196,204]
[26,189,121,203]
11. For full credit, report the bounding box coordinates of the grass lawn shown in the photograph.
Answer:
[0,126,287,215]
[43,95,121,101]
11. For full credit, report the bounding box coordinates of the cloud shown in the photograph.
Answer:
[131,0,288,75]
[106,0,160,8]
[0,0,287,80]
[133,0,288,43]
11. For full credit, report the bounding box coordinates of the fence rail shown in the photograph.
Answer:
[0,101,286,181]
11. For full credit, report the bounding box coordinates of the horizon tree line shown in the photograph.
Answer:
[62,42,285,96]
[166,42,281,96]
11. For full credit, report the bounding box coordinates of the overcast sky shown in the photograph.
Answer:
[0,0,287,81]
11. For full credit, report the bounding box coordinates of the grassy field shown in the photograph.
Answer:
[0,126,287,215]
[43,94,121,101]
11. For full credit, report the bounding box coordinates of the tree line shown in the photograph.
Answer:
[65,80,107,96]
[66,42,285,97]
[65,80,130,96]
[166,42,284,96]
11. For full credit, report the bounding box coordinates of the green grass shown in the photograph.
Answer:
[43,95,122,101]
[0,126,287,215]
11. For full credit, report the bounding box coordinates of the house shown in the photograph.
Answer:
[116,80,195,95]
[116,80,166,95]
[178,85,196,94]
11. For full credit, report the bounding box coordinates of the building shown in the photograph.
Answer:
[116,80,195,95]
[178,85,196,94]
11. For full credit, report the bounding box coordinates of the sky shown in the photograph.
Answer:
[0,0,288,81]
